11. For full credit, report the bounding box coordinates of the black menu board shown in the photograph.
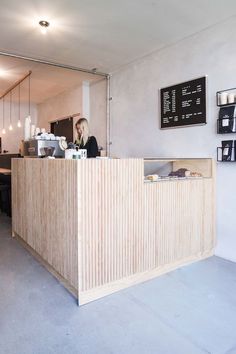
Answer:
[160,76,206,128]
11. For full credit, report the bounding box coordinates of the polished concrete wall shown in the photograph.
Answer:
[109,16,236,262]
[89,78,107,151]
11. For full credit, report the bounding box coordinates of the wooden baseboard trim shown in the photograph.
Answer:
[79,250,214,306]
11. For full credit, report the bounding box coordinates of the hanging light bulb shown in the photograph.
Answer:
[17,83,21,128]
[2,96,5,134]
[1,71,32,137]
[28,73,31,120]
[25,72,31,129]
[9,91,13,131]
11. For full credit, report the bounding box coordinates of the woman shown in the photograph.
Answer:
[75,118,99,158]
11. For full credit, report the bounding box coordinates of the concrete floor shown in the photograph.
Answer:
[0,215,236,354]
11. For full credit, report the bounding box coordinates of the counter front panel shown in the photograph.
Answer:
[12,158,215,305]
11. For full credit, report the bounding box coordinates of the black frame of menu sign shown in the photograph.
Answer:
[160,76,207,129]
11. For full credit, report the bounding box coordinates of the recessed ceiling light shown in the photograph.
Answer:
[39,20,50,34]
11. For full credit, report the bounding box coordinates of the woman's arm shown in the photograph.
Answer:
[88,136,99,157]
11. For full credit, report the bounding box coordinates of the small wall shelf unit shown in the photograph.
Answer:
[217,117,236,134]
[217,147,236,162]
[216,87,236,107]
[216,88,236,162]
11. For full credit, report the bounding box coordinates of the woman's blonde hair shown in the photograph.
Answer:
[75,118,89,145]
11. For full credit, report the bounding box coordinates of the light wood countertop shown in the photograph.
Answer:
[0,168,11,175]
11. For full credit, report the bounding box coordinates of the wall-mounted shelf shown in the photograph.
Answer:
[217,87,236,107]
[216,89,236,161]
[217,117,236,134]
[217,103,236,108]
[217,147,236,162]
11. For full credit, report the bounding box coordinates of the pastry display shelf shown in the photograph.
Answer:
[143,158,213,179]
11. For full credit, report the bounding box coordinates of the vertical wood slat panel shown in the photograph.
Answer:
[12,159,78,289]
[78,159,215,305]
[12,158,215,306]
[79,159,144,293]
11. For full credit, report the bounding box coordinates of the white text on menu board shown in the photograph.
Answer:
[181,84,202,120]
[162,83,203,124]
[163,89,178,123]
[163,90,176,114]
[182,84,202,108]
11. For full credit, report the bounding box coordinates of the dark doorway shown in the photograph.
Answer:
[51,118,74,143]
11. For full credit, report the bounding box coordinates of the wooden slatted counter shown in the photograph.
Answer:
[12,158,215,305]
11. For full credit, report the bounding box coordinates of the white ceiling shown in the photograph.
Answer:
[0,55,103,104]
[0,0,236,73]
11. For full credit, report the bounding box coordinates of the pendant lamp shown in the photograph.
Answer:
[2,97,6,134]
[28,73,31,119]
[17,84,21,128]
[9,91,13,131]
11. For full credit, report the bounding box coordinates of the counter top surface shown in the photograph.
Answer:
[14,157,213,161]
[0,168,11,175]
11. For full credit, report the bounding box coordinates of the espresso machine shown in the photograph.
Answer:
[21,139,65,158]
